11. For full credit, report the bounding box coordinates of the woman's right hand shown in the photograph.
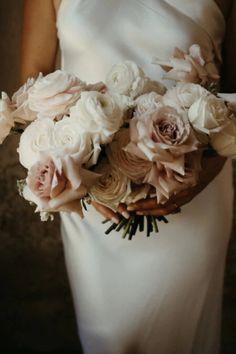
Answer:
[91,201,130,224]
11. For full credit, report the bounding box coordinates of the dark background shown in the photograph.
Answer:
[0,1,235,353]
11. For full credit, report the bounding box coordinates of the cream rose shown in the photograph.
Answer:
[218,93,236,113]
[188,94,230,135]
[28,70,87,119]
[106,60,147,98]
[0,92,14,144]
[24,154,99,217]
[134,92,162,117]
[126,105,199,174]
[18,118,54,169]
[12,75,41,123]
[70,91,124,144]
[210,120,236,158]
[107,128,152,183]
[53,116,101,165]
[89,158,131,211]
[163,83,209,112]
[153,44,219,84]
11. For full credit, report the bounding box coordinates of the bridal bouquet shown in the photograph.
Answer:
[1,44,236,239]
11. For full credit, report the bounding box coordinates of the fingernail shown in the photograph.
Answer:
[111,217,119,224]
[127,206,135,211]
[122,211,130,219]
[136,211,144,215]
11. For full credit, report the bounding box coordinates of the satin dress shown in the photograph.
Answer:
[57,1,234,353]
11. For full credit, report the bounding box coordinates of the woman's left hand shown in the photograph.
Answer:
[127,154,227,216]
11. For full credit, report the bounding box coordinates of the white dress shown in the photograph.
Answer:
[57,1,234,353]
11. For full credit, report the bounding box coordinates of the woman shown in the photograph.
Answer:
[21,1,235,353]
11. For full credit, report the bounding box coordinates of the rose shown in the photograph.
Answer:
[28,70,87,119]
[106,60,147,98]
[144,151,202,203]
[142,79,166,96]
[0,92,14,144]
[126,105,199,174]
[210,120,236,158]
[153,44,219,84]
[12,75,41,123]
[106,128,152,183]
[69,91,125,144]
[24,154,99,217]
[18,118,54,169]
[53,116,101,166]
[188,94,230,135]
[89,158,131,211]
[162,83,209,112]
[134,92,162,117]
[218,93,236,113]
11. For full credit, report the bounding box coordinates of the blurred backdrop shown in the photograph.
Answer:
[0,1,235,353]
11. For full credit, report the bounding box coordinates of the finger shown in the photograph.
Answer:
[117,203,130,219]
[136,203,180,216]
[127,198,157,211]
[91,201,120,224]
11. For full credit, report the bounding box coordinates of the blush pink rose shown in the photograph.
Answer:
[126,105,199,175]
[153,44,219,85]
[25,155,99,217]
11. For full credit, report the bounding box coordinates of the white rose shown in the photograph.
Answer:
[106,60,147,98]
[28,70,87,119]
[70,91,124,144]
[18,118,54,169]
[89,158,131,211]
[53,116,101,166]
[210,120,236,158]
[218,93,236,113]
[134,92,162,117]
[12,75,41,123]
[163,83,209,112]
[0,92,14,144]
[188,94,230,134]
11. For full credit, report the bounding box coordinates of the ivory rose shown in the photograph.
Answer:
[18,118,54,169]
[162,83,209,112]
[28,70,87,119]
[134,92,162,117]
[218,93,236,113]
[188,94,230,135]
[210,120,236,158]
[25,154,99,217]
[89,158,131,211]
[153,44,219,84]
[53,116,101,166]
[12,75,41,123]
[0,92,14,144]
[126,105,199,174]
[106,60,147,98]
[69,91,125,144]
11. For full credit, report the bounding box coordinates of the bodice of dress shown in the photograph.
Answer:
[56,0,225,83]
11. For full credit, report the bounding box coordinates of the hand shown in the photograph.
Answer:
[127,154,227,216]
[91,201,130,224]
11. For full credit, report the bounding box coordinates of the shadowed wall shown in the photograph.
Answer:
[0,1,235,353]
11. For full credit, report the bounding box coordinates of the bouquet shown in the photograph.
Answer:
[1,44,236,239]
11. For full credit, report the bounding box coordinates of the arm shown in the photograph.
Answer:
[21,0,59,82]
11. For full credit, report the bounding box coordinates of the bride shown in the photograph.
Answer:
[21,1,235,353]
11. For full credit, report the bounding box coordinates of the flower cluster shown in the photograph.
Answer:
[1,45,236,237]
